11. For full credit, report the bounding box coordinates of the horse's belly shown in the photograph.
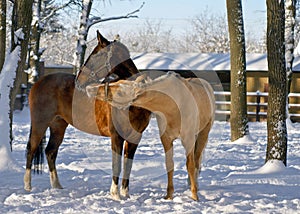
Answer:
[73,115,102,136]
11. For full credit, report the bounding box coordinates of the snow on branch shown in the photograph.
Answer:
[40,0,81,23]
[87,2,145,29]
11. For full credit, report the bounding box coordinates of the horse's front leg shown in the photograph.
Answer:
[121,141,139,198]
[110,133,124,200]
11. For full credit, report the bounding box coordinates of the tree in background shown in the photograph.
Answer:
[41,30,77,65]
[285,0,297,122]
[226,0,248,141]
[266,0,287,166]
[285,0,297,90]
[74,0,144,73]
[75,0,93,72]
[122,20,174,53]
[28,0,77,84]
[10,0,34,141]
[0,0,5,72]
[40,9,270,65]
[181,10,230,53]
[28,0,43,85]
[0,0,33,166]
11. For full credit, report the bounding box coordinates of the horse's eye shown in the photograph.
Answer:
[91,71,95,77]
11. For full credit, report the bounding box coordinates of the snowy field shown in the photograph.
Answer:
[1,107,300,213]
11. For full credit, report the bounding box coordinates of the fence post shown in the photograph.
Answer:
[256,90,261,122]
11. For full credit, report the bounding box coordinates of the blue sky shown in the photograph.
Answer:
[91,0,266,40]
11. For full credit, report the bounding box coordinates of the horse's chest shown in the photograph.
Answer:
[72,90,111,136]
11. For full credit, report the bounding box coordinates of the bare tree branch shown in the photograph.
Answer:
[40,0,81,23]
[87,2,145,29]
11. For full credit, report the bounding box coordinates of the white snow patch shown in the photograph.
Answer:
[232,134,255,144]
[251,159,286,174]
[0,46,21,171]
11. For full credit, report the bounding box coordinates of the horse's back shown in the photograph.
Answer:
[30,72,75,98]
[29,73,75,125]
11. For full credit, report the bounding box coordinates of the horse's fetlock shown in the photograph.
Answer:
[50,171,63,189]
[24,169,32,191]
[110,183,121,200]
[110,180,120,198]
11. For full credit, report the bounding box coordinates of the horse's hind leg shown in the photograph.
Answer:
[194,123,211,176]
[186,150,198,201]
[160,134,174,200]
[120,141,139,198]
[45,118,68,189]
[24,125,48,191]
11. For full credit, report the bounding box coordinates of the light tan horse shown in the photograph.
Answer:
[86,71,215,201]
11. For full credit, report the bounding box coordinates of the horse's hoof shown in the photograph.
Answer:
[110,182,121,200]
[111,192,121,201]
[120,187,130,199]
[24,185,31,192]
[51,181,63,189]
[24,181,32,192]
[191,193,199,201]
[164,194,173,200]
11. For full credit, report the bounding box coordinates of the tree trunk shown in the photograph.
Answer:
[285,0,296,94]
[226,0,248,141]
[9,0,34,146]
[75,0,93,74]
[266,0,287,166]
[29,0,42,85]
[0,0,6,72]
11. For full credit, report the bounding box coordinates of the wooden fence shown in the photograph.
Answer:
[214,91,300,122]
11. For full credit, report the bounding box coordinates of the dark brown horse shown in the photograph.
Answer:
[24,31,151,200]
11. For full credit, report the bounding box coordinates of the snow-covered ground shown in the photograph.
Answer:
[1,107,300,213]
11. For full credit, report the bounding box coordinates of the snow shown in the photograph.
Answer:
[0,107,299,213]
[0,46,21,171]
[131,53,275,72]
[14,29,24,45]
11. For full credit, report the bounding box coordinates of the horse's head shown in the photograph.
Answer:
[76,30,139,91]
[86,75,147,109]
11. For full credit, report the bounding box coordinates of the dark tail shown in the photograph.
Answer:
[33,135,45,174]
[26,126,46,174]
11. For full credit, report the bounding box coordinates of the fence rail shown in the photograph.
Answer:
[214,91,300,122]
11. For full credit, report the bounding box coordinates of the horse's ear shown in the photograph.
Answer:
[97,30,110,47]
[135,73,148,83]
